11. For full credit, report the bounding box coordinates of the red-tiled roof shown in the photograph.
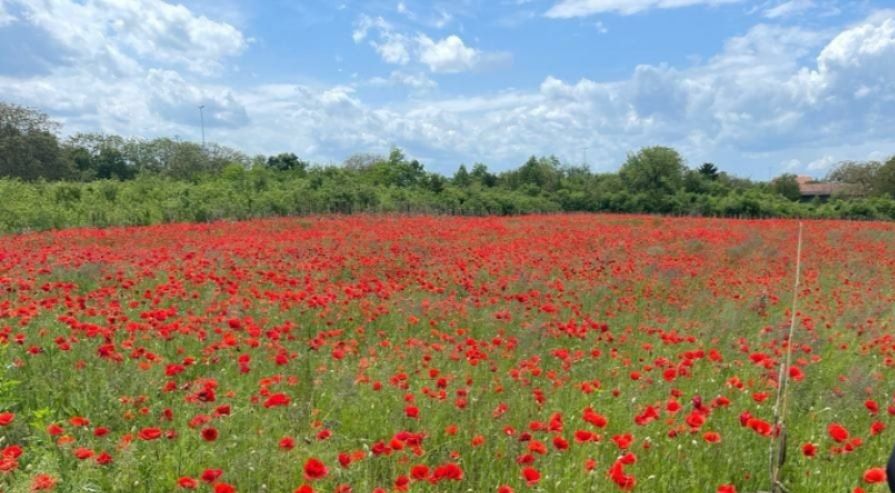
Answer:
[796,176,850,197]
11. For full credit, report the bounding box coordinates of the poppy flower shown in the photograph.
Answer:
[201,469,223,483]
[73,447,94,460]
[411,465,429,480]
[522,467,541,485]
[303,458,328,480]
[201,427,218,442]
[828,423,849,443]
[31,473,57,491]
[802,443,817,457]
[279,436,295,451]
[862,468,886,484]
[178,477,198,489]
[264,393,290,408]
[138,427,162,441]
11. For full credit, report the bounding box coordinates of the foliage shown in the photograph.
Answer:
[619,146,686,196]
[770,174,802,201]
[1,100,895,232]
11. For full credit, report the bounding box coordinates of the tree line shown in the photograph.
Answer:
[2,101,895,233]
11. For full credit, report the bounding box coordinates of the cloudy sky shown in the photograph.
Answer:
[0,0,893,177]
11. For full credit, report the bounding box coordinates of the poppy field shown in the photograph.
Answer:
[1,214,894,493]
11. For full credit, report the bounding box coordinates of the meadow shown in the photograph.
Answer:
[0,214,893,493]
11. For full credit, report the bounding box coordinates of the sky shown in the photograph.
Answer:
[0,0,894,178]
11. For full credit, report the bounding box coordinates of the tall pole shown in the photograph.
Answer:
[581,146,590,167]
[198,105,206,148]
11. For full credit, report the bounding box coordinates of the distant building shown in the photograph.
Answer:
[796,175,851,201]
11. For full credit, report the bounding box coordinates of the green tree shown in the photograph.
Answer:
[470,163,497,187]
[94,146,135,180]
[502,156,562,192]
[0,102,73,180]
[453,164,471,187]
[267,153,308,174]
[698,162,719,180]
[826,160,880,197]
[876,156,895,198]
[619,146,686,195]
[770,174,802,201]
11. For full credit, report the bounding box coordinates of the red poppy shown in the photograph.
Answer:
[303,458,328,480]
[201,469,223,483]
[863,468,886,484]
[73,447,94,460]
[522,467,541,485]
[264,393,290,408]
[138,427,162,441]
[828,423,849,443]
[178,477,198,489]
[213,483,236,493]
[279,436,295,451]
[411,464,429,480]
[31,473,57,491]
[201,427,218,442]
[802,443,817,457]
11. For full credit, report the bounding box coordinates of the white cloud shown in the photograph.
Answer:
[147,69,248,128]
[373,33,412,65]
[432,9,453,29]
[806,155,835,171]
[417,35,479,73]
[352,16,507,73]
[781,158,801,171]
[9,0,245,75]
[0,0,16,27]
[369,70,437,90]
[545,0,742,18]
[816,13,895,83]
[760,0,840,19]
[0,0,250,138]
[353,15,412,65]
[763,0,815,19]
[352,15,391,43]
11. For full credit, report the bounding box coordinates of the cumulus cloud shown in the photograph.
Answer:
[417,35,479,73]
[545,0,742,18]
[8,0,245,75]
[352,15,509,73]
[0,0,249,136]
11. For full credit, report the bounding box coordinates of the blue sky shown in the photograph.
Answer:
[1,0,894,177]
